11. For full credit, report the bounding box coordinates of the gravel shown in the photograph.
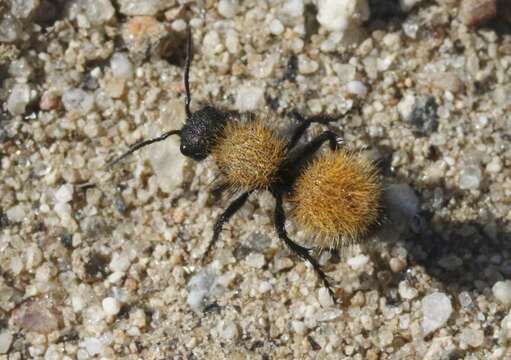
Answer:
[1,1,511,359]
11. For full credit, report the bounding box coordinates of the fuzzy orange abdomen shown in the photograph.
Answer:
[291,150,381,249]
[212,121,288,190]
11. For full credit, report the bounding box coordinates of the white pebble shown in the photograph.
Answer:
[82,337,103,356]
[0,330,13,354]
[317,0,369,32]
[399,280,418,300]
[55,184,74,203]
[282,0,304,17]
[347,254,369,270]
[345,80,368,97]
[459,328,484,348]
[62,88,94,114]
[234,85,265,112]
[502,313,511,339]
[7,83,31,115]
[399,0,424,12]
[270,19,285,35]
[421,292,452,335]
[109,252,132,273]
[291,320,306,334]
[110,53,134,80]
[6,204,26,222]
[102,297,121,316]
[492,280,511,306]
[217,320,239,340]
[217,0,239,18]
[459,165,482,190]
[318,288,334,308]
[246,253,265,269]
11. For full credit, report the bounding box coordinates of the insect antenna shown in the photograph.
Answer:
[184,23,192,118]
[107,130,181,167]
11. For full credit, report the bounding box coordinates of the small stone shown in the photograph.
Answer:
[109,252,131,273]
[399,280,418,300]
[492,280,511,306]
[270,19,285,35]
[459,328,484,348]
[282,0,304,17]
[389,257,406,273]
[0,330,13,354]
[217,320,239,340]
[55,184,74,203]
[9,58,33,79]
[84,0,115,26]
[0,14,23,43]
[187,267,221,312]
[11,0,41,19]
[122,16,171,62]
[459,165,482,190]
[459,0,496,27]
[110,53,134,80]
[62,88,94,114]
[399,0,423,12]
[486,156,502,173]
[397,93,416,122]
[407,95,438,136]
[347,254,369,270]
[333,63,356,82]
[502,313,511,339]
[345,80,368,97]
[291,320,306,334]
[317,0,370,32]
[118,0,174,16]
[298,55,319,74]
[12,300,62,334]
[40,91,61,111]
[82,337,103,356]
[102,297,121,316]
[421,292,452,335]
[458,291,473,308]
[318,288,334,308]
[234,85,265,112]
[217,0,239,18]
[7,83,31,116]
[6,204,26,222]
[273,257,294,272]
[246,253,265,269]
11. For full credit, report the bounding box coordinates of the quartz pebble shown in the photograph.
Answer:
[118,0,174,16]
[347,254,369,270]
[7,83,31,116]
[492,280,511,306]
[399,0,423,12]
[234,85,265,112]
[0,331,12,354]
[217,0,239,18]
[62,88,94,114]
[459,328,484,348]
[502,313,511,339]
[12,300,62,334]
[102,297,121,316]
[0,15,23,43]
[317,0,370,32]
[246,253,266,268]
[421,292,452,335]
[122,16,171,62]
[55,184,74,203]
[110,53,134,80]
[217,320,239,340]
[459,165,482,190]
[399,280,418,300]
[345,80,368,97]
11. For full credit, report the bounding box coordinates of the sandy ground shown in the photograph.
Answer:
[1,0,511,359]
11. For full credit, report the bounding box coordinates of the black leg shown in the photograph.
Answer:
[108,130,181,167]
[273,194,336,301]
[288,111,340,150]
[184,24,192,118]
[203,191,252,261]
[289,130,339,163]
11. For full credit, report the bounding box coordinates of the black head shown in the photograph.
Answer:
[180,106,227,161]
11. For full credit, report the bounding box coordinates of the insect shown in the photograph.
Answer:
[110,25,382,300]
